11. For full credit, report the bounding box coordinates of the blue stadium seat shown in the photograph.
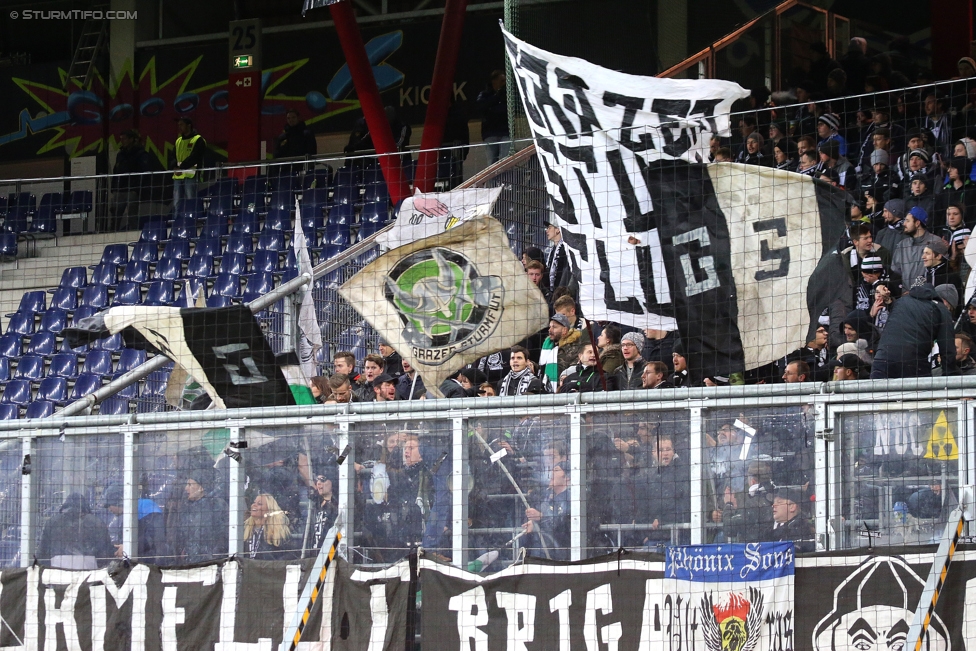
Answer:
[69,373,102,400]
[242,175,268,197]
[130,242,159,264]
[174,196,205,220]
[153,258,183,281]
[169,216,197,240]
[218,252,248,276]
[135,220,167,244]
[0,378,31,406]
[8,291,46,316]
[212,273,241,298]
[332,167,359,205]
[8,192,35,215]
[250,250,279,274]
[268,190,294,213]
[67,190,93,214]
[113,380,139,399]
[206,293,233,308]
[143,280,175,306]
[202,178,239,218]
[38,192,62,213]
[256,230,285,252]
[0,333,25,362]
[0,233,16,261]
[263,208,292,232]
[162,239,192,261]
[323,223,351,247]
[51,266,88,291]
[48,353,78,379]
[89,262,119,287]
[242,272,275,303]
[3,207,29,235]
[224,234,254,256]
[122,260,152,284]
[25,332,56,356]
[28,203,58,238]
[230,211,260,236]
[306,168,332,190]
[316,243,345,261]
[327,202,355,226]
[193,236,222,259]
[0,356,8,382]
[300,204,326,234]
[5,312,34,338]
[49,287,78,312]
[36,377,67,403]
[116,348,147,373]
[302,187,330,210]
[143,369,170,395]
[270,174,298,195]
[201,215,229,240]
[93,244,128,267]
[281,249,298,272]
[83,350,114,376]
[98,397,130,415]
[13,355,44,381]
[112,281,142,307]
[186,253,214,279]
[0,404,19,420]
[24,400,54,419]
[38,309,68,335]
[363,169,390,204]
[90,333,123,353]
[80,285,110,309]
[358,220,385,241]
[70,305,96,325]
[360,201,390,224]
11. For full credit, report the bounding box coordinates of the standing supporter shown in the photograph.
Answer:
[635,436,690,547]
[542,313,583,382]
[110,129,153,229]
[333,351,359,384]
[905,171,938,228]
[894,129,931,184]
[553,295,591,341]
[372,373,398,401]
[273,109,317,169]
[797,134,817,155]
[525,260,547,297]
[939,205,971,285]
[439,368,478,398]
[808,42,841,92]
[641,361,673,389]
[736,131,769,166]
[919,91,953,159]
[311,475,338,549]
[544,220,574,300]
[817,139,852,187]
[614,332,647,390]
[244,493,295,561]
[856,256,898,331]
[840,37,869,93]
[816,113,847,157]
[782,360,809,383]
[841,223,891,281]
[874,199,909,253]
[713,147,732,162]
[735,114,759,157]
[891,206,944,288]
[171,117,206,208]
[378,340,403,380]
[670,342,691,387]
[324,373,357,403]
[796,149,821,176]
[310,376,330,403]
[355,353,385,402]
[857,106,905,174]
[396,359,426,400]
[497,346,547,396]
[477,70,509,165]
[772,138,798,171]
[642,328,678,368]
[830,353,865,381]
[768,122,787,144]
[37,493,114,569]
[870,283,958,379]
[596,324,624,374]
[176,469,228,564]
[720,461,775,543]
[387,435,433,551]
[522,461,571,560]
[762,487,815,552]
[918,240,962,306]
[782,325,830,382]
[859,149,901,211]
[790,82,817,137]
[950,334,976,375]
[940,160,976,222]
[559,344,613,393]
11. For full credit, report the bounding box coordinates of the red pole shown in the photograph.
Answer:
[329,0,411,204]
[414,0,468,194]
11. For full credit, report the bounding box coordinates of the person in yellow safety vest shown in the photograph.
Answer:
[172,117,207,209]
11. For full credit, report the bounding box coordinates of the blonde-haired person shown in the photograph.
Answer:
[244,493,295,560]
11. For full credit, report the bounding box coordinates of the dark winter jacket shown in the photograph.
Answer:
[614,359,647,390]
[176,494,229,564]
[476,86,509,139]
[274,121,317,158]
[36,493,115,568]
[872,284,958,377]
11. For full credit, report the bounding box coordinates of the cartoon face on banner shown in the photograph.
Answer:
[811,557,950,651]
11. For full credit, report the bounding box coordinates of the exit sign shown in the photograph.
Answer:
[233,55,253,69]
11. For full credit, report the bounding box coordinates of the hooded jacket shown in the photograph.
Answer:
[176,492,229,564]
[555,329,583,377]
[273,120,317,158]
[37,493,115,568]
[872,284,958,377]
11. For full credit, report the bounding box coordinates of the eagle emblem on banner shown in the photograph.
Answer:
[700,588,764,651]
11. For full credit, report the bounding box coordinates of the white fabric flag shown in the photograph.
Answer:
[294,198,322,381]
[376,187,504,250]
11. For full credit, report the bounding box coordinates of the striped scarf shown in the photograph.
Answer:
[539,337,559,385]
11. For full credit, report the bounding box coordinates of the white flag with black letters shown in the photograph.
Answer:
[503,27,849,378]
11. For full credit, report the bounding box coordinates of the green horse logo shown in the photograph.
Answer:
[385,247,504,364]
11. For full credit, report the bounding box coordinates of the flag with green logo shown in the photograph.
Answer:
[339,217,549,396]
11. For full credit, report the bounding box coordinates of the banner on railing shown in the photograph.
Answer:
[501,28,850,377]
[378,187,504,250]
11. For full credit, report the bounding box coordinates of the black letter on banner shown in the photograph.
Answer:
[556,71,602,135]
[573,168,601,229]
[539,157,578,225]
[603,92,656,153]
[515,50,576,136]
[560,227,588,262]
[753,218,791,280]
[606,149,655,232]
[636,245,674,317]
[650,98,696,159]
[690,99,722,135]
[595,239,642,314]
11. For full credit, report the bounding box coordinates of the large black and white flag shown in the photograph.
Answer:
[503,28,849,376]
[66,305,295,409]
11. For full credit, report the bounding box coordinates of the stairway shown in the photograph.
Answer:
[64,10,108,91]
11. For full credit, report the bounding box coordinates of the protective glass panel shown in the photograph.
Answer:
[841,407,961,549]
[34,433,123,569]
[0,439,21,567]
[588,409,692,556]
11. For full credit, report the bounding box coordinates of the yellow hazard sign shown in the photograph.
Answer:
[924,410,958,461]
